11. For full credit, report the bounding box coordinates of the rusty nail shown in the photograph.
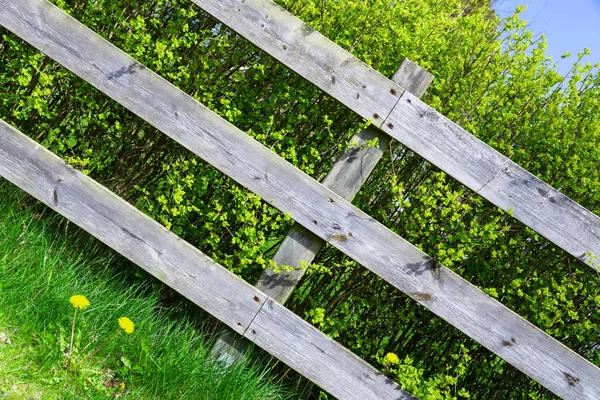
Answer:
[390,88,397,95]
[253,296,260,302]
[373,113,379,119]
[387,123,394,129]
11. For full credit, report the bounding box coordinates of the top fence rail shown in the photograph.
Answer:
[192,0,600,270]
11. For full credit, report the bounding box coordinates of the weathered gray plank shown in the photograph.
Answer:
[256,59,434,304]
[2,2,600,398]
[479,160,600,261]
[385,92,600,267]
[0,119,413,400]
[190,0,403,129]
[0,126,264,334]
[255,224,323,303]
[390,59,435,99]
[190,0,600,269]
[244,298,417,400]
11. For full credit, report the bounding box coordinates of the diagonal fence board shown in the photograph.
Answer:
[190,0,600,269]
[256,59,433,304]
[197,0,403,129]
[1,1,599,398]
[0,119,414,400]
[0,127,264,336]
[244,297,416,400]
[385,92,600,267]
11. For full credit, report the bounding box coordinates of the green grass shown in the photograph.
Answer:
[0,182,290,399]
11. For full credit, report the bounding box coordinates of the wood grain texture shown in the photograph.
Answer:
[390,59,435,99]
[189,0,403,128]
[255,224,322,303]
[256,59,434,304]
[191,0,600,269]
[244,298,417,400]
[385,92,600,268]
[0,119,413,400]
[2,2,600,398]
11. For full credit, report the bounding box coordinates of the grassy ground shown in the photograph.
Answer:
[0,181,290,399]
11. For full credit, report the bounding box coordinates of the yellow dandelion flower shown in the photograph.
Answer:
[119,382,125,390]
[69,295,90,310]
[118,317,134,334]
[384,352,400,365]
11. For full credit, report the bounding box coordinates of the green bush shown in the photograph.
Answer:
[1,0,599,398]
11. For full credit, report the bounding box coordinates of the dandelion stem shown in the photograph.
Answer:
[80,330,120,364]
[66,309,78,369]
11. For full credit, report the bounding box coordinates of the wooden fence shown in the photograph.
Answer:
[1,0,599,399]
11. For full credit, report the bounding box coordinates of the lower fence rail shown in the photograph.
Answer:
[0,118,415,400]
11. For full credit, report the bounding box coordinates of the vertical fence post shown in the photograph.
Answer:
[211,58,433,365]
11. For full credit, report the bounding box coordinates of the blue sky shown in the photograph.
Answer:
[492,0,600,75]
